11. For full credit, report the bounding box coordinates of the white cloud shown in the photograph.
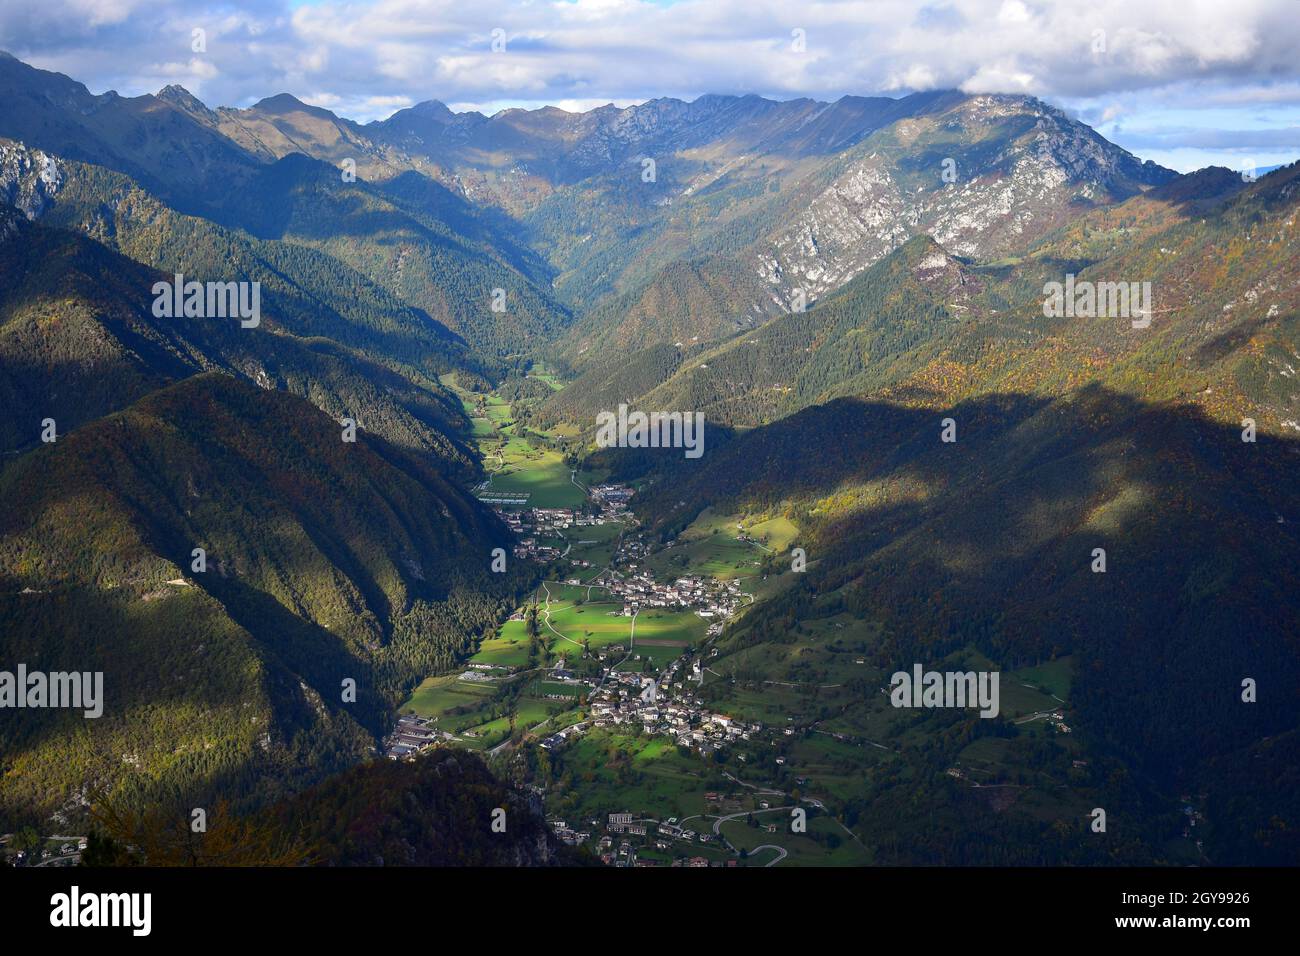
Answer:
[146,56,219,82]
[997,1,1033,25]
[0,0,1295,168]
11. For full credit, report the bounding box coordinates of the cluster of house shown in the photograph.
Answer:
[583,667,762,757]
[589,484,634,519]
[590,813,744,867]
[594,567,744,618]
[538,719,589,751]
[488,487,637,565]
[488,506,586,561]
[534,650,759,758]
[1,835,86,867]
[512,536,564,562]
[612,535,649,562]
[494,505,609,537]
[549,819,592,847]
[540,507,604,533]
[384,713,453,760]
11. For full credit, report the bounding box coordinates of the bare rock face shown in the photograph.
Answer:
[0,141,63,218]
[755,94,1175,310]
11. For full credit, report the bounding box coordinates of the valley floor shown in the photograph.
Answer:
[382,374,1208,867]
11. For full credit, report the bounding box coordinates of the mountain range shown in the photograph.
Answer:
[0,49,1296,865]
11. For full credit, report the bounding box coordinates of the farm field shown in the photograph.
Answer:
[486,443,584,509]
[400,675,500,730]
[399,674,569,751]
[943,649,1070,720]
[645,531,760,581]
[707,612,882,688]
[631,608,707,646]
[558,520,626,581]
[1012,657,1074,702]
[518,584,708,662]
[707,684,813,726]
[541,728,874,866]
[742,515,799,552]
[526,361,566,392]
[543,600,633,653]
[643,507,795,583]
[548,731,721,822]
[538,581,612,605]
[528,372,564,392]
[445,372,588,510]
[402,674,495,713]
[534,680,583,699]
[459,697,560,749]
[471,619,536,668]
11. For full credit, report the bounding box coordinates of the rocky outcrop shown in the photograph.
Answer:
[0,140,63,218]
[755,94,1176,309]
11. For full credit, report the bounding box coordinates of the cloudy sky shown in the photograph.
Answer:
[2,0,1298,172]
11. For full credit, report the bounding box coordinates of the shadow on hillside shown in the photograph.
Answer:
[0,374,518,806]
[627,386,1299,826]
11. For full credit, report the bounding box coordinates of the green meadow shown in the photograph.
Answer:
[550,730,719,821]
[559,521,626,581]
[400,674,571,751]
[471,619,536,668]
[631,608,707,646]
[743,515,800,551]
[400,675,498,729]
[445,372,587,509]
[720,814,872,866]
[644,508,797,582]
[544,601,633,652]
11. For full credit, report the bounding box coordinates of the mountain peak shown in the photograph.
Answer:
[158,82,198,99]
[250,92,335,117]
[1148,165,1248,204]
[369,98,460,133]
[156,84,210,114]
[409,99,453,118]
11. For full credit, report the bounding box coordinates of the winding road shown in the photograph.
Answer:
[750,844,788,866]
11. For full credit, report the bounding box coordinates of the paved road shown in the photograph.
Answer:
[814,728,892,752]
[722,771,783,796]
[539,582,583,649]
[711,806,794,835]
[591,611,637,695]
[750,844,788,867]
